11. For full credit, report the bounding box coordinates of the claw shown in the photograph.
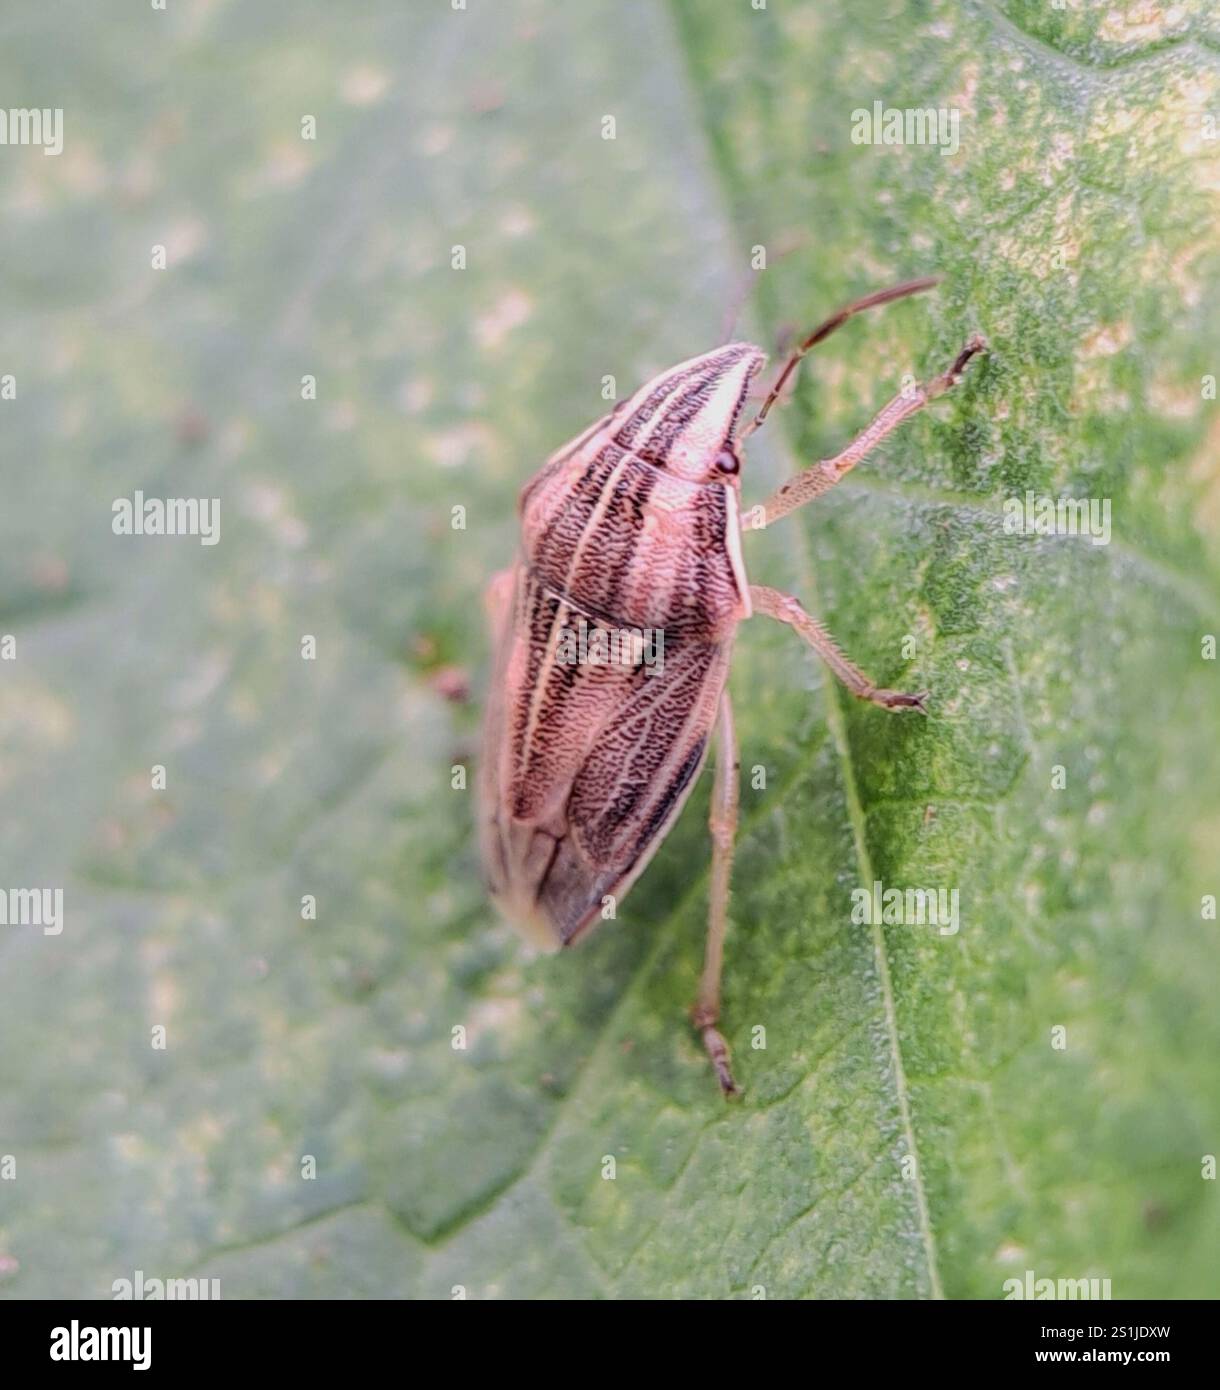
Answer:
[692,1013,742,1098]
[874,687,931,714]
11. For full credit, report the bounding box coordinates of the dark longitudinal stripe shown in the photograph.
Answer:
[614,365,699,450]
[630,353,749,466]
[509,578,563,809]
[613,345,758,472]
[518,414,607,515]
[598,457,657,618]
[531,442,620,573]
[527,448,737,639]
[630,733,707,860]
[634,375,712,463]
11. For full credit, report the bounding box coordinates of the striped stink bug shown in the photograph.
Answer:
[480,278,985,1095]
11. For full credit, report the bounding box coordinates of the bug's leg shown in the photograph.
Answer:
[751,585,929,714]
[692,691,742,1098]
[736,276,940,443]
[742,334,987,530]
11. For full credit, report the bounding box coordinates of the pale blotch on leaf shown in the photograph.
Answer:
[475,289,534,350]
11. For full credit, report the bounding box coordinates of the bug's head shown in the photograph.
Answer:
[614,342,765,485]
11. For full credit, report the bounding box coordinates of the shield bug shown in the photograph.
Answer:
[479,277,985,1095]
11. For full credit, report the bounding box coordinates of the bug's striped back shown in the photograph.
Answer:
[480,341,764,946]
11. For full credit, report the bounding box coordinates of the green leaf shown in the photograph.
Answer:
[1,0,1218,1299]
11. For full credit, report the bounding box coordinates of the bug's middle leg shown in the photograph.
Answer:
[743,334,986,531]
[692,691,742,1098]
[751,585,929,714]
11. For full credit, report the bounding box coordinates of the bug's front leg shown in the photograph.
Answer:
[742,334,986,531]
[751,585,929,714]
[692,691,742,1098]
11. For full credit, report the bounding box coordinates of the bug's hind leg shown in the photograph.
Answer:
[743,334,987,530]
[692,692,742,1098]
[751,585,929,714]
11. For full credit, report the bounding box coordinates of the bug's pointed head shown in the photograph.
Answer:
[613,342,765,484]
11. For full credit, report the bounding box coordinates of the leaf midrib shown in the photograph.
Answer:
[412,0,948,1297]
[664,0,946,1298]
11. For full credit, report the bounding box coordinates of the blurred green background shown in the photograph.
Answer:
[1,0,1218,1299]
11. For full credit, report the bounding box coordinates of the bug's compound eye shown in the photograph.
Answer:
[713,447,740,476]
